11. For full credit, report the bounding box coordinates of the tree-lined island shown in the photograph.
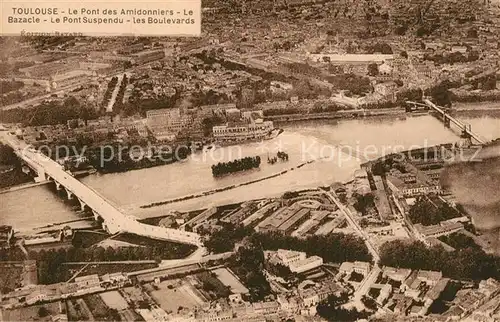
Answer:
[211,156,261,177]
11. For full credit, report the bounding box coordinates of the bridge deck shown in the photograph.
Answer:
[0,132,202,245]
[407,100,487,145]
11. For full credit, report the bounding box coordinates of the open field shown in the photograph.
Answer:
[212,267,249,294]
[148,280,206,313]
[100,291,129,310]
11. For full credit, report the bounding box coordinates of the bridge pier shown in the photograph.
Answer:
[55,181,62,191]
[65,188,74,200]
[443,115,451,128]
[34,172,46,183]
[461,131,473,148]
[92,211,100,221]
[77,198,87,212]
[33,166,47,183]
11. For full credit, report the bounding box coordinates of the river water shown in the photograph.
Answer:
[2,113,499,231]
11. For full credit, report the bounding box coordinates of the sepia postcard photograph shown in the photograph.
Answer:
[0,0,500,321]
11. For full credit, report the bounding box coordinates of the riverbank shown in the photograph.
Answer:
[265,107,406,123]
[16,217,97,236]
[140,158,320,209]
[265,102,500,125]
[453,101,500,111]
[0,180,50,194]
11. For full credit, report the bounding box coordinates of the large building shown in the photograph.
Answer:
[146,108,202,140]
[19,61,80,79]
[265,249,323,274]
[213,119,274,143]
[131,50,166,65]
[256,204,312,234]
[414,222,464,239]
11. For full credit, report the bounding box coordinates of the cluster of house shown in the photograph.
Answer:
[256,203,314,235]
[1,273,129,309]
[188,279,347,321]
[265,249,324,274]
[212,109,275,144]
[20,115,149,146]
[413,218,468,240]
[446,278,500,321]
[145,104,273,143]
[145,106,208,141]
[358,266,451,317]
[386,168,442,198]
[140,249,343,321]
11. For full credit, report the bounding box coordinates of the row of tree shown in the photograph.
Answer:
[227,244,271,302]
[438,232,481,251]
[211,156,261,177]
[408,196,462,226]
[30,242,195,284]
[87,144,191,174]
[379,240,500,281]
[251,231,373,264]
[205,223,253,253]
[102,77,119,110]
[451,92,500,103]
[423,51,480,65]
[0,96,99,126]
[112,74,128,112]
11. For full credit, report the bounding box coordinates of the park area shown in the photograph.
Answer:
[147,279,206,314]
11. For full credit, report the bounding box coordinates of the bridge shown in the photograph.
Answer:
[0,132,203,246]
[406,99,488,145]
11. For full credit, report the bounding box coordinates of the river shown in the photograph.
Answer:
[1,112,499,231]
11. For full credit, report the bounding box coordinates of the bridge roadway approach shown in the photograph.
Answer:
[406,99,488,145]
[0,132,202,246]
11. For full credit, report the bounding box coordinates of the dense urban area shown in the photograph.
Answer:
[1,0,500,321]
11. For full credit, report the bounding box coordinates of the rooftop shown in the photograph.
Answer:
[276,249,306,261]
